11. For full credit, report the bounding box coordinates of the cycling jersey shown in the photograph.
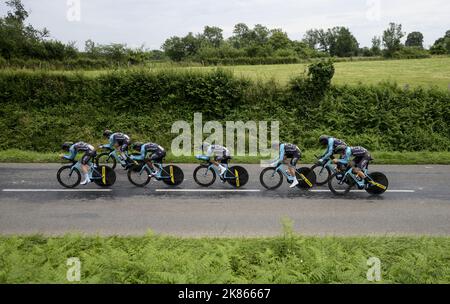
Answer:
[321,137,347,160]
[276,143,301,167]
[64,142,96,165]
[338,146,371,170]
[133,143,166,162]
[206,144,231,162]
[104,133,130,151]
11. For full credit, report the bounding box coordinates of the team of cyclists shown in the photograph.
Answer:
[61,130,372,186]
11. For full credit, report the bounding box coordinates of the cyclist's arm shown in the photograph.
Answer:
[320,138,334,160]
[63,146,76,160]
[205,146,214,157]
[131,145,146,161]
[271,144,284,164]
[338,148,351,165]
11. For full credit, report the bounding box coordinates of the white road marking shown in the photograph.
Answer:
[2,189,112,192]
[310,189,415,193]
[2,188,415,193]
[155,189,261,192]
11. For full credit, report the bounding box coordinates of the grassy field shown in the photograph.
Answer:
[0,232,449,283]
[1,149,449,165]
[4,56,449,90]
[203,57,450,89]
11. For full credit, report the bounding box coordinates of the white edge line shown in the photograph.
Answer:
[155,189,261,192]
[311,189,415,193]
[2,189,415,193]
[2,189,112,192]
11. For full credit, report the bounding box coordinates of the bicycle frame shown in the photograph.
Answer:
[196,156,236,181]
[338,167,385,190]
[272,162,313,187]
[207,162,236,181]
[273,162,294,181]
[70,160,105,182]
[316,158,336,174]
[134,161,174,182]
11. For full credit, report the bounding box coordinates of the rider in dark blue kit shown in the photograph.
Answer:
[333,145,372,180]
[131,142,166,177]
[61,141,97,185]
[102,130,131,167]
[272,142,302,188]
[318,135,347,164]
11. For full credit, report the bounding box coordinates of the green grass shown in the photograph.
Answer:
[0,233,449,283]
[1,149,449,164]
[4,56,449,89]
[209,57,450,89]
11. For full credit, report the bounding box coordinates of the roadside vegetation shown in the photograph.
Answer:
[1,62,449,156]
[0,232,449,283]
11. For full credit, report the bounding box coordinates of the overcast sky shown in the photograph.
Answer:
[1,0,449,50]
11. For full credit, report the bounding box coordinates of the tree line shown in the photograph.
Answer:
[1,0,449,68]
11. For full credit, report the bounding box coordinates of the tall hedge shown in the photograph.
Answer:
[0,69,449,152]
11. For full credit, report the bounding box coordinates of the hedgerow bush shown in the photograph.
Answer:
[0,64,449,152]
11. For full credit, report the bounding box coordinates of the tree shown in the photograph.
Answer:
[162,36,186,61]
[382,22,405,57]
[430,30,450,55]
[230,23,251,48]
[268,29,291,50]
[371,36,382,56]
[405,31,424,48]
[332,27,359,57]
[201,26,223,48]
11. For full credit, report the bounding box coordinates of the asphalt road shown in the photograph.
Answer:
[0,163,449,236]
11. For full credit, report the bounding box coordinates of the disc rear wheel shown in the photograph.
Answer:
[365,172,388,195]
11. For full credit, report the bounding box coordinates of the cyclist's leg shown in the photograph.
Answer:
[80,152,92,184]
[352,156,367,179]
[213,155,226,175]
[149,152,165,176]
[119,140,130,162]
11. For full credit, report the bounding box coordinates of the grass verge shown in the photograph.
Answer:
[0,233,449,283]
[0,149,449,164]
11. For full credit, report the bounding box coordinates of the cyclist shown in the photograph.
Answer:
[61,141,97,185]
[101,130,131,168]
[272,142,302,188]
[201,142,231,177]
[318,135,348,164]
[131,142,166,177]
[333,145,372,180]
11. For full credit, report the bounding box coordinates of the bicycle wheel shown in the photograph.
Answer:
[162,165,184,186]
[193,165,216,187]
[127,164,151,187]
[227,166,249,188]
[296,167,316,190]
[260,167,283,190]
[310,164,331,186]
[92,165,116,187]
[57,165,81,188]
[95,152,117,170]
[328,172,353,195]
[365,172,389,195]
